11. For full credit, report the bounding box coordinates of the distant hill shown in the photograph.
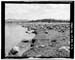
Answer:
[5,19,70,23]
[29,19,70,23]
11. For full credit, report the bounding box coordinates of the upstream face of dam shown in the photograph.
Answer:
[5,21,70,58]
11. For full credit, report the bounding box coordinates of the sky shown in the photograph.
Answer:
[5,4,70,21]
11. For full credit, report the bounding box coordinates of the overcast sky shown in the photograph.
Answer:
[5,4,70,21]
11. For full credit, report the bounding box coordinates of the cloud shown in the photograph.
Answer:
[5,4,70,20]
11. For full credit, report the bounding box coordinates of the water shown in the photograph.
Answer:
[5,23,35,56]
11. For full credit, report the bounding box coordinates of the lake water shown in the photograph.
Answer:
[5,24,36,55]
